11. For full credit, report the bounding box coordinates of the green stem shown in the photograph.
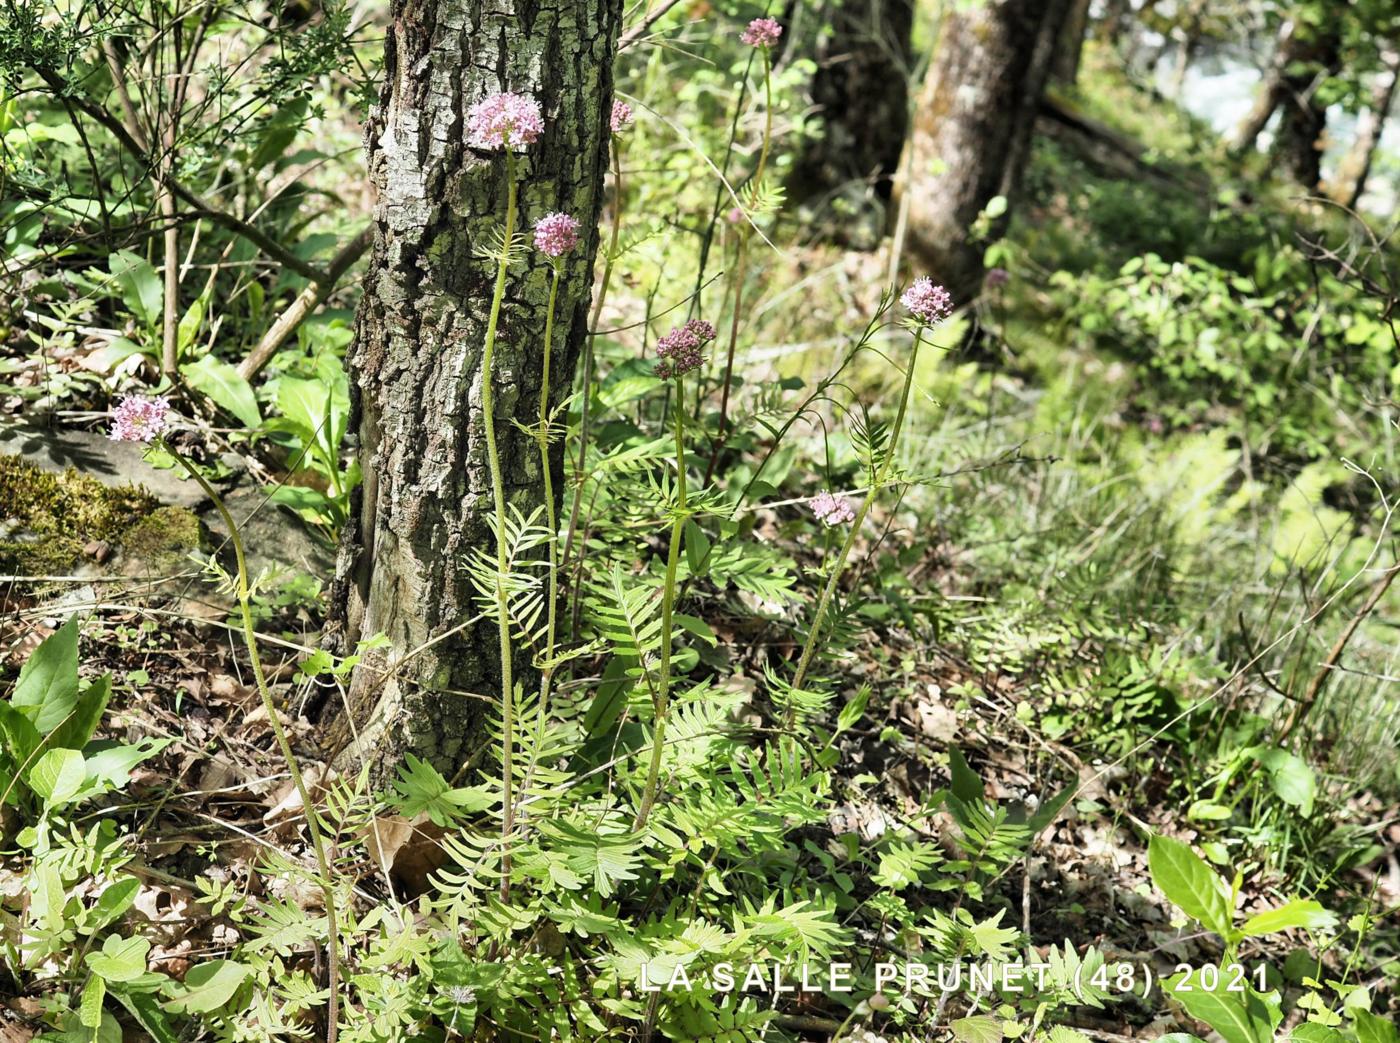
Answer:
[482,149,520,900]
[168,446,340,1043]
[634,373,688,830]
[562,144,624,637]
[535,265,562,730]
[755,50,773,193]
[790,327,925,698]
[706,51,772,483]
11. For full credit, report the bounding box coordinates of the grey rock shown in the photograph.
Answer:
[0,421,207,508]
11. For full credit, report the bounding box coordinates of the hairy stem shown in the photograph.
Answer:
[168,447,340,1043]
[535,265,563,732]
[707,51,773,482]
[482,150,520,899]
[564,143,624,636]
[790,327,925,698]
[634,373,689,830]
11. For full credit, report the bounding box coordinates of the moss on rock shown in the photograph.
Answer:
[0,454,183,575]
[120,505,202,575]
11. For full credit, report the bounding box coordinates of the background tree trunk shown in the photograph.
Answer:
[789,0,915,247]
[1053,0,1093,86]
[1273,23,1341,188]
[328,0,622,780]
[900,0,1071,300]
[1331,48,1400,208]
[1231,18,1296,154]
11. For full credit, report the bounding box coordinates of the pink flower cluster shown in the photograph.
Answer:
[654,319,716,380]
[742,17,782,48]
[810,490,855,527]
[533,212,580,257]
[901,277,953,326]
[610,99,633,134]
[466,92,543,150]
[109,394,171,443]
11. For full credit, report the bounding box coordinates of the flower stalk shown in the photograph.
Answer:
[167,445,341,1043]
[535,261,564,728]
[790,324,928,697]
[708,42,776,482]
[634,371,689,830]
[481,148,521,899]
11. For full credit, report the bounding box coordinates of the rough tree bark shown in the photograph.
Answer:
[1331,47,1400,208]
[1274,22,1341,188]
[328,0,623,780]
[900,0,1071,300]
[789,0,915,244]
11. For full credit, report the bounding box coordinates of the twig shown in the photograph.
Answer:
[237,225,374,381]
[618,0,688,50]
[34,68,328,283]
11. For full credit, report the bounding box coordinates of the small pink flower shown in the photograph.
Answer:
[742,17,782,48]
[109,395,171,443]
[985,267,1010,288]
[726,207,745,225]
[610,99,633,134]
[533,212,580,257]
[901,277,953,326]
[810,490,855,526]
[654,319,716,379]
[467,92,544,150]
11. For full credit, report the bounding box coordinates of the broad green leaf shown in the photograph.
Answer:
[1247,746,1317,816]
[583,657,631,739]
[11,615,80,734]
[947,746,984,802]
[83,738,172,793]
[1166,975,1273,1043]
[1242,899,1338,937]
[1293,1025,1348,1043]
[163,959,250,1013]
[49,674,111,751]
[1149,835,1233,937]
[90,876,141,931]
[1354,1010,1400,1043]
[276,375,346,456]
[28,747,86,805]
[80,975,106,1028]
[1028,783,1075,835]
[108,250,162,326]
[0,701,42,765]
[836,685,870,735]
[950,1014,1003,1043]
[177,280,213,354]
[110,990,181,1043]
[683,519,711,576]
[86,935,151,983]
[182,355,261,428]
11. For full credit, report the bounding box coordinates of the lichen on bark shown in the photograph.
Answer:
[329,0,624,780]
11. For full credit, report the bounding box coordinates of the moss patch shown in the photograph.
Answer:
[0,454,168,575]
[121,505,203,575]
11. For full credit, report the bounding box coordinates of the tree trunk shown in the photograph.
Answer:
[1231,18,1295,154]
[1053,0,1093,86]
[901,0,1071,300]
[789,0,915,246]
[1331,48,1400,208]
[328,0,623,780]
[1274,23,1341,188]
